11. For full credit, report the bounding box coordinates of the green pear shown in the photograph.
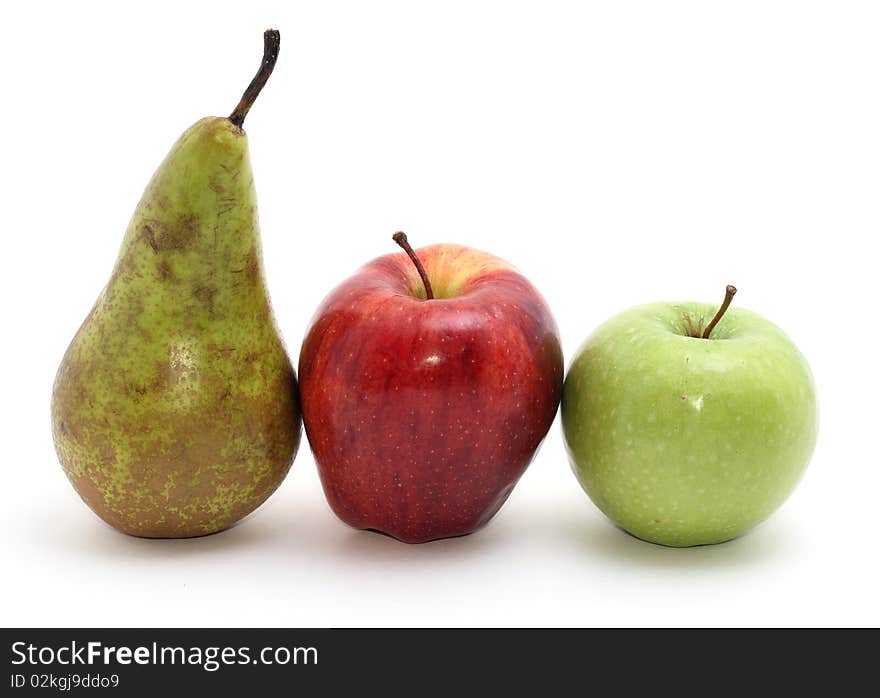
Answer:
[51,30,300,538]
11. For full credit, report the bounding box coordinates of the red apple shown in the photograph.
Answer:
[299,234,563,543]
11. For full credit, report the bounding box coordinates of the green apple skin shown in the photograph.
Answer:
[561,302,817,547]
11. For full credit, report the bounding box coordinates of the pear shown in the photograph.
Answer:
[51,30,300,538]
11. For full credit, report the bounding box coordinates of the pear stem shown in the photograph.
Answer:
[392,232,434,300]
[702,285,737,339]
[229,29,280,129]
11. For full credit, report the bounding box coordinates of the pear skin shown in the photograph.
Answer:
[51,31,300,538]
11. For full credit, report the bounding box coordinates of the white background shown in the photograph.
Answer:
[1,1,877,627]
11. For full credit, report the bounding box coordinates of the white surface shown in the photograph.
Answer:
[1,1,878,627]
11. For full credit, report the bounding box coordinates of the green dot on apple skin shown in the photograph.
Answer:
[561,301,818,547]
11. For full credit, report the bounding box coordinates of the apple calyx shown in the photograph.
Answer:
[229,29,281,130]
[392,231,435,300]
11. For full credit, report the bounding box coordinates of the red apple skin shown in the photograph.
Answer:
[299,244,563,543]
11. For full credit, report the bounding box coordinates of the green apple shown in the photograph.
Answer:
[562,287,817,547]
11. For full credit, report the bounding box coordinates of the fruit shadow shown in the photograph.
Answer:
[554,504,798,571]
[31,496,305,563]
[36,492,795,572]
[37,493,499,568]
[327,517,516,568]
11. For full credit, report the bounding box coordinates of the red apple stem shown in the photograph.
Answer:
[229,29,281,129]
[702,285,737,339]
[392,231,434,300]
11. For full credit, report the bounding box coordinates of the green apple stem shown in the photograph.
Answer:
[702,285,737,339]
[229,29,281,129]
[392,232,434,300]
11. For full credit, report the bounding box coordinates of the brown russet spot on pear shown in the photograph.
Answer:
[51,30,299,538]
